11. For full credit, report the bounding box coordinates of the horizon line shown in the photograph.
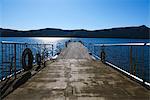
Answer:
[0,25,149,31]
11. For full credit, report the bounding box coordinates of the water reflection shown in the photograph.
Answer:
[34,37,67,44]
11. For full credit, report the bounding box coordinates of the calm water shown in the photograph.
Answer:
[0,37,150,82]
[1,37,149,44]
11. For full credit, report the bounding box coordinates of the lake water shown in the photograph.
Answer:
[0,37,150,83]
[1,37,149,44]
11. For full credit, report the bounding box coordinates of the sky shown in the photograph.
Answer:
[0,0,149,30]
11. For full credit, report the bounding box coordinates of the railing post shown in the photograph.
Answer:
[52,44,53,56]
[1,42,4,79]
[142,44,145,84]
[101,45,105,63]
[134,47,137,76]
[130,46,133,78]
[10,57,13,75]
[14,43,17,79]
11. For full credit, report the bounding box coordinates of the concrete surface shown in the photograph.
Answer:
[5,42,150,100]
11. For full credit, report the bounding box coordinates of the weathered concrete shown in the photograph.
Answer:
[57,42,92,60]
[5,42,150,100]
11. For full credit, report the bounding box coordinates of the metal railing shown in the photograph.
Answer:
[0,41,54,81]
[86,43,150,86]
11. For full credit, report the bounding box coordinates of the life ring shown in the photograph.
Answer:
[22,48,33,71]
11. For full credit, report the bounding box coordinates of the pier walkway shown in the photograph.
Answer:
[5,42,149,100]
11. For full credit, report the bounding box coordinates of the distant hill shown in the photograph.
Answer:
[0,25,150,39]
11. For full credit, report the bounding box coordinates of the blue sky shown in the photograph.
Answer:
[0,0,149,30]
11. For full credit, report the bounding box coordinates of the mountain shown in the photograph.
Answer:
[0,25,150,39]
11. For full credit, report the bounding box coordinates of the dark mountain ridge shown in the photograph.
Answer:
[0,25,149,39]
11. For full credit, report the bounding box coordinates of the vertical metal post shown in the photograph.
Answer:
[9,44,11,75]
[134,47,137,76]
[52,44,53,56]
[101,45,105,63]
[20,44,21,69]
[1,42,4,79]
[130,46,133,76]
[43,44,46,62]
[14,44,17,79]
[93,45,95,55]
[142,45,145,84]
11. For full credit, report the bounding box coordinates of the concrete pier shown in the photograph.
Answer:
[5,42,150,100]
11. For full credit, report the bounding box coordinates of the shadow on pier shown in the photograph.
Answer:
[3,42,150,100]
